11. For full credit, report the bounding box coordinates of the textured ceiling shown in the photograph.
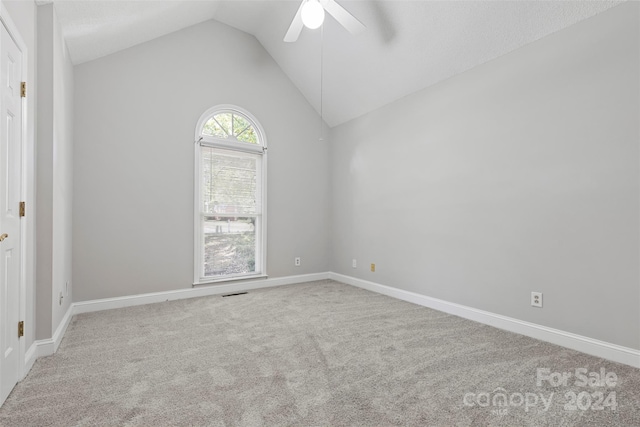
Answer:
[54,0,623,127]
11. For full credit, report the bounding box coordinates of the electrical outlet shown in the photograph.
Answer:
[352,259,357,268]
[370,263,375,272]
[531,292,543,308]
[294,257,301,267]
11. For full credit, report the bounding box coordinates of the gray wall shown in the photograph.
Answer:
[73,20,330,301]
[329,2,639,349]
[35,3,74,339]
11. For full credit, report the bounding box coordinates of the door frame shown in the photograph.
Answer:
[0,1,31,383]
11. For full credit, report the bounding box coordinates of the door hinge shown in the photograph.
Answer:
[20,82,26,98]
[19,201,25,217]
[18,321,24,338]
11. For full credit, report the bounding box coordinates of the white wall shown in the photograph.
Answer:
[329,2,639,349]
[73,20,330,301]
[51,5,74,334]
[2,0,36,349]
[35,3,74,339]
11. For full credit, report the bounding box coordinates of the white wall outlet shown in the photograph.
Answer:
[294,257,301,267]
[352,259,357,268]
[531,292,543,308]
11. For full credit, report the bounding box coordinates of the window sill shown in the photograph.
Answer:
[193,274,268,287]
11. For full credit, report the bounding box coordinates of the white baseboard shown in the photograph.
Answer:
[53,304,74,353]
[24,272,638,375]
[330,272,640,369]
[72,272,331,315]
[35,304,74,358]
[22,342,37,380]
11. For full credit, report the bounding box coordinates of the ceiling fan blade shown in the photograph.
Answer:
[284,1,305,42]
[322,0,366,35]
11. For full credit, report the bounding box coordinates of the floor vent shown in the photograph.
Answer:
[221,292,248,298]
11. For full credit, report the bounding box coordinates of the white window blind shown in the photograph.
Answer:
[201,148,261,217]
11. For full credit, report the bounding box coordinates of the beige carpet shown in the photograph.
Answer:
[1,280,638,426]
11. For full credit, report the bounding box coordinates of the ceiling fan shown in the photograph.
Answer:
[284,0,366,42]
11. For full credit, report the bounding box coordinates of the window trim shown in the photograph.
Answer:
[193,105,268,285]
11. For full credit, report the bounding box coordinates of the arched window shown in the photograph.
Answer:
[201,111,259,144]
[194,106,267,284]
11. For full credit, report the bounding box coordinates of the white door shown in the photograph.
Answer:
[0,21,23,405]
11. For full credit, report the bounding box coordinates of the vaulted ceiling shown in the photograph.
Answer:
[54,0,623,126]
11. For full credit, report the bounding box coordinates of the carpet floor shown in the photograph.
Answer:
[1,280,638,426]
